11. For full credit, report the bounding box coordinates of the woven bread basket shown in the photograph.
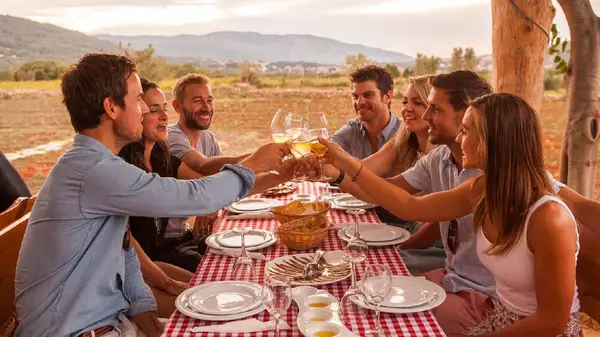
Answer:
[275,213,330,250]
[270,200,330,224]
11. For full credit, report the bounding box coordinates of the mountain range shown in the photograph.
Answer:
[96,32,413,65]
[0,15,413,69]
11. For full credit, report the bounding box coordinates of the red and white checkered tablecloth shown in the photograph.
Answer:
[164,182,446,337]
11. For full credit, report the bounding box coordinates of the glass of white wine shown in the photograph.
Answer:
[308,113,330,182]
[285,114,310,181]
[270,109,291,144]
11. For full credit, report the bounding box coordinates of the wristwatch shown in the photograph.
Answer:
[330,170,345,186]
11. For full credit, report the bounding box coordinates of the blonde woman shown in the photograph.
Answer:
[324,75,433,181]
[323,75,444,273]
[320,93,581,336]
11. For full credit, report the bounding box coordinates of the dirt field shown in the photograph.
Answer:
[1,84,599,332]
[2,85,599,195]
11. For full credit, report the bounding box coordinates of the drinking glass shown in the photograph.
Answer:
[308,113,332,194]
[261,275,292,337]
[270,109,291,143]
[231,226,256,283]
[284,113,306,145]
[338,208,369,323]
[362,264,392,336]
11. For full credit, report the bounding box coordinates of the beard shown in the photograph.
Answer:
[183,106,212,131]
[114,118,143,149]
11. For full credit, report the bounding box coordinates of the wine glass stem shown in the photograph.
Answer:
[375,303,382,331]
[354,213,360,238]
[350,261,357,288]
[240,232,248,258]
[275,316,280,337]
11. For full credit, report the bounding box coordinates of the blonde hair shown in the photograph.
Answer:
[471,93,553,255]
[392,75,434,173]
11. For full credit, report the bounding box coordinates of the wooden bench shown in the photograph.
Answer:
[0,213,30,337]
[578,220,600,326]
[0,195,36,231]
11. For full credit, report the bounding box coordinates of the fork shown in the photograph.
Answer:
[302,249,325,279]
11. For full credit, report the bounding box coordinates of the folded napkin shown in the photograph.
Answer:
[226,212,274,220]
[210,249,268,261]
[190,319,291,333]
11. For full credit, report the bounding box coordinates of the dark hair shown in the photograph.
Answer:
[61,53,137,132]
[118,80,173,177]
[429,70,493,112]
[140,77,159,93]
[173,73,211,102]
[350,65,394,98]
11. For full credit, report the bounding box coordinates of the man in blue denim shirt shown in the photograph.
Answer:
[14,54,289,337]
[330,65,401,162]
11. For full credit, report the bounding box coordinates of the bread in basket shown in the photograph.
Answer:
[270,200,330,224]
[275,212,331,250]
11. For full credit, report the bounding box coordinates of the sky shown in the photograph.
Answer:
[2,0,600,58]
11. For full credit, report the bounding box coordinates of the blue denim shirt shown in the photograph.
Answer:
[14,135,255,337]
[330,112,401,160]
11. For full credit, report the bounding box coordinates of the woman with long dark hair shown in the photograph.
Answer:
[118,79,205,317]
[320,93,581,336]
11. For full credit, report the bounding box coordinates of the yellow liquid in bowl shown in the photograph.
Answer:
[314,332,338,337]
[308,302,328,308]
[311,317,326,322]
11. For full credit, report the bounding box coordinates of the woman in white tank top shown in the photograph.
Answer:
[319,93,581,336]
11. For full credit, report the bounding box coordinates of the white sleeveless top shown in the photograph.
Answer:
[476,195,580,316]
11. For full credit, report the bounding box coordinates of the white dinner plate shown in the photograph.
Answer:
[351,276,446,313]
[225,199,283,214]
[331,194,377,210]
[206,230,277,252]
[231,198,276,212]
[264,251,351,286]
[344,223,404,242]
[215,229,271,248]
[338,227,410,247]
[176,283,265,321]
[187,281,262,315]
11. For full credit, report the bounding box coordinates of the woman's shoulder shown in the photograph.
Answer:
[527,196,577,247]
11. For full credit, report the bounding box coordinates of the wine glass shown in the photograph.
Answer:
[231,226,256,282]
[338,208,369,323]
[261,275,292,337]
[362,264,392,336]
[270,109,291,144]
[307,113,333,200]
[284,114,311,181]
[284,113,306,145]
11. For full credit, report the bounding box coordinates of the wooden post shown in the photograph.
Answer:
[491,0,555,112]
[557,0,600,198]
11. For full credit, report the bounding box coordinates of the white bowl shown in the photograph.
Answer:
[302,309,333,324]
[304,294,333,309]
[293,286,318,298]
[306,322,342,337]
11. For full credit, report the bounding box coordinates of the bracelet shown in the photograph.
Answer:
[351,164,364,182]
[330,170,345,186]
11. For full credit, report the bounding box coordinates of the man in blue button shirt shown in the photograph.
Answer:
[330,65,401,162]
[14,53,289,337]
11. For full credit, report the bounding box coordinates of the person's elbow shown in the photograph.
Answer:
[535,307,573,335]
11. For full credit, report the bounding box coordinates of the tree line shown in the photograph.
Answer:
[0,44,568,92]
